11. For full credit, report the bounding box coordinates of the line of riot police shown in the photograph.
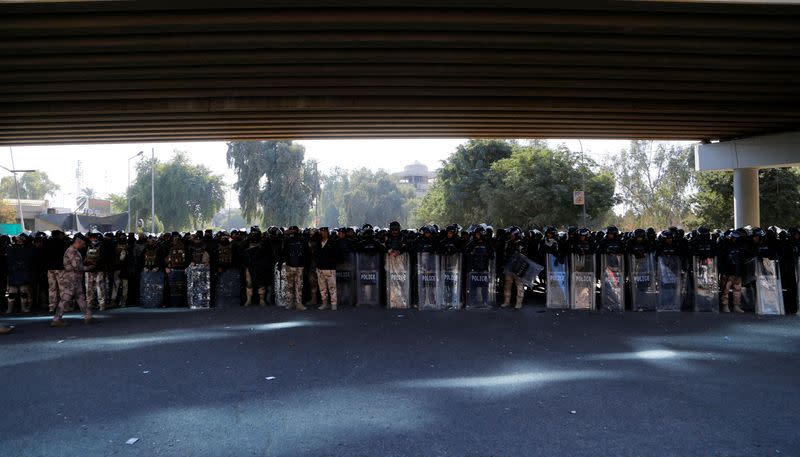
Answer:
[2,223,798,316]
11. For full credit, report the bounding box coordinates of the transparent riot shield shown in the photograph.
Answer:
[274,263,290,307]
[570,253,596,310]
[545,253,569,309]
[629,253,657,311]
[386,252,411,309]
[215,268,241,308]
[600,254,625,312]
[356,252,381,306]
[466,262,496,309]
[140,271,164,308]
[692,257,719,312]
[335,252,356,306]
[796,257,800,315]
[754,258,784,315]
[656,255,682,312]
[186,265,211,309]
[167,269,187,307]
[437,253,462,310]
[417,252,440,310]
[505,252,544,288]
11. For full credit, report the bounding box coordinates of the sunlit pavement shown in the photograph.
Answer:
[2,302,799,457]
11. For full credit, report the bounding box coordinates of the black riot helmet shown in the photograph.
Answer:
[577,228,591,239]
[633,228,646,240]
[389,221,401,232]
[606,226,619,237]
[697,226,710,239]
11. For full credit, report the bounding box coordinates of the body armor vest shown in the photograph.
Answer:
[86,244,100,264]
[167,248,185,268]
[192,247,206,264]
[218,245,232,265]
[143,249,158,268]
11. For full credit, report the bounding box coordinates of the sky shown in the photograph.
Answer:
[3,138,692,211]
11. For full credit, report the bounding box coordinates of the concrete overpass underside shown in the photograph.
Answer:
[1,1,799,145]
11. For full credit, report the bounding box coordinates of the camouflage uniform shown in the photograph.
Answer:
[84,241,107,309]
[316,269,337,308]
[54,246,92,321]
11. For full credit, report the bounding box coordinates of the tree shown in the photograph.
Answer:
[609,141,694,229]
[480,144,616,228]
[0,171,60,200]
[76,187,97,211]
[317,168,416,227]
[108,193,128,214]
[226,141,320,227]
[128,151,225,231]
[694,167,800,229]
[211,208,257,230]
[414,139,514,224]
[0,200,17,224]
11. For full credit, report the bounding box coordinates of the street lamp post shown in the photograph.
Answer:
[3,147,36,232]
[127,151,144,232]
[150,147,155,234]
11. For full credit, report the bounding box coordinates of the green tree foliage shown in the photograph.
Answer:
[226,141,320,227]
[128,152,225,232]
[108,193,127,213]
[610,141,694,229]
[414,139,514,224]
[0,200,17,224]
[211,208,257,230]
[481,144,616,228]
[694,168,800,229]
[415,140,615,228]
[317,168,415,227]
[0,171,60,200]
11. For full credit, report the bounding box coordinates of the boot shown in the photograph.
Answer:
[244,288,253,307]
[296,302,307,311]
[0,325,13,335]
[721,304,730,313]
[732,304,744,313]
[318,300,330,310]
[50,319,68,328]
[331,303,338,311]
[258,292,267,307]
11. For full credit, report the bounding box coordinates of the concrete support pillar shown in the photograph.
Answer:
[733,167,759,228]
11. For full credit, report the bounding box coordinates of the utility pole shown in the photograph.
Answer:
[150,147,156,233]
[4,147,36,232]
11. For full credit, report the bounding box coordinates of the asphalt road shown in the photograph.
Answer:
[2,302,799,457]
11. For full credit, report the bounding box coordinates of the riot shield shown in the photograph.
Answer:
[167,269,187,307]
[437,253,462,310]
[754,258,785,315]
[356,252,381,306]
[274,263,290,307]
[466,262,496,309]
[186,265,211,309]
[629,253,657,311]
[692,257,719,312]
[545,253,569,309]
[139,271,164,308]
[600,254,625,312]
[215,268,241,308]
[417,252,440,310]
[386,253,411,309]
[505,252,544,288]
[570,254,596,310]
[336,252,356,306]
[656,255,682,312]
[796,257,800,315]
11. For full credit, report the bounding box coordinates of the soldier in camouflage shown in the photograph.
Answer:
[51,234,95,327]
